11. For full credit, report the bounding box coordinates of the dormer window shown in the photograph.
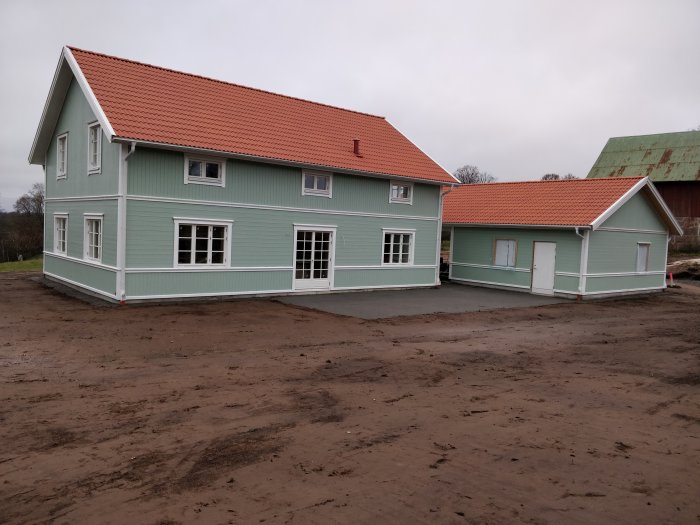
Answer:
[87,123,102,174]
[184,155,226,186]
[389,180,413,204]
[302,170,332,197]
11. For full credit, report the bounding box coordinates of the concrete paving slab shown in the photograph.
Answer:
[278,282,568,319]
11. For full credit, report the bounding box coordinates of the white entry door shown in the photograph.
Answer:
[294,229,333,290]
[531,242,556,295]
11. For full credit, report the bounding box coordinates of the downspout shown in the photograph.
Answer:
[116,141,136,303]
[574,226,590,299]
[435,184,455,285]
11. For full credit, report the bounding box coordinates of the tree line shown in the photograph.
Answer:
[452,164,578,184]
[0,183,44,262]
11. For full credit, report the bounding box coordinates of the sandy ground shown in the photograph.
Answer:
[1,273,699,525]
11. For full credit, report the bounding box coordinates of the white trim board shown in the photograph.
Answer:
[450,261,530,273]
[46,195,119,202]
[44,251,118,272]
[127,195,438,221]
[335,264,436,270]
[126,266,293,273]
[595,227,667,234]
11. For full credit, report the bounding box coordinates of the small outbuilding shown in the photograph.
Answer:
[443,176,683,299]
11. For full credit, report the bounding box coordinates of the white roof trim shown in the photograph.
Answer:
[63,47,115,140]
[591,177,683,235]
[28,47,116,165]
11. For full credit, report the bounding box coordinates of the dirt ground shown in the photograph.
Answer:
[1,273,699,525]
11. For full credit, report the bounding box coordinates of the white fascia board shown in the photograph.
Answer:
[643,180,684,236]
[63,47,116,141]
[590,177,648,231]
[28,49,70,164]
[115,137,450,188]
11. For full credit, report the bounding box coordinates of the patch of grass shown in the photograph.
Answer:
[0,256,43,273]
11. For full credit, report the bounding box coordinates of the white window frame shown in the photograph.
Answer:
[87,122,102,175]
[301,170,333,198]
[83,214,103,263]
[381,228,415,266]
[494,239,517,268]
[636,242,650,272]
[56,132,68,179]
[54,213,68,255]
[173,218,232,268]
[184,155,226,187]
[389,180,414,205]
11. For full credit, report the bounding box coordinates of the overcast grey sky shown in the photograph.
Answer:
[1,0,698,210]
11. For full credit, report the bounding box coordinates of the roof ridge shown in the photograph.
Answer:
[456,176,644,187]
[67,46,386,120]
[608,129,700,141]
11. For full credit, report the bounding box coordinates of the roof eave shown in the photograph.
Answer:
[443,222,592,230]
[112,137,453,185]
[28,47,115,165]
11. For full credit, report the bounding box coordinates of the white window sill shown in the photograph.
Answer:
[186,177,224,187]
[57,175,67,180]
[175,265,229,270]
[389,199,412,205]
[302,190,332,198]
[84,256,102,264]
[88,169,101,176]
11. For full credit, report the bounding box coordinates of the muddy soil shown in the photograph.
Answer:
[1,273,699,524]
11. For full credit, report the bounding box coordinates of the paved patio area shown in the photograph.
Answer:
[278,282,568,319]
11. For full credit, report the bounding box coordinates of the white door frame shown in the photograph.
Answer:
[531,241,556,296]
[292,224,336,291]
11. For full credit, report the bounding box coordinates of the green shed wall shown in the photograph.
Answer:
[585,193,668,294]
[449,227,581,294]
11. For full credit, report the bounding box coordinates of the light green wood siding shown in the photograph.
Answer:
[44,255,116,296]
[599,193,667,231]
[123,199,437,297]
[126,148,440,218]
[45,79,119,198]
[585,192,669,294]
[450,227,581,293]
[45,199,118,266]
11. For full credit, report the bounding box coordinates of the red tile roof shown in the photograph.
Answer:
[68,47,455,184]
[443,177,644,226]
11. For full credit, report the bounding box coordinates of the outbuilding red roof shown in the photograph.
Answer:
[443,177,644,226]
[68,47,454,184]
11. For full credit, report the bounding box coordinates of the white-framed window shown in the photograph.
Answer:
[389,181,413,204]
[636,242,650,272]
[302,170,332,197]
[174,219,232,266]
[87,122,102,174]
[494,239,517,268]
[54,214,68,254]
[83,214,103,262]
[184,155,226,186]
[382,229,414,265]
[56,132,68,179]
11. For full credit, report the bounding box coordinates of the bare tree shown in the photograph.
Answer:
[453,165,496,184]
[3,183,46,260]
[541,173,578,181]
[14,183,45,216]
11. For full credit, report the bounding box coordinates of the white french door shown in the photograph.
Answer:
[294,228,334,290]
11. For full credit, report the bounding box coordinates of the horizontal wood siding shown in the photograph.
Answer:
[45,199,118,266]
[334,268,435,288]
[45,79,119,198]
[600,193,667,231]
[450,227,581,292]
[44,255,116,296]
[126,148,440,218]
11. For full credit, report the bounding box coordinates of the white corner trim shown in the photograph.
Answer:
[579,229,590,293]
[63,47,116,140]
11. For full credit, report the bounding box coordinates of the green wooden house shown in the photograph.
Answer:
[444,177,682,299]
[28,47,456,302]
